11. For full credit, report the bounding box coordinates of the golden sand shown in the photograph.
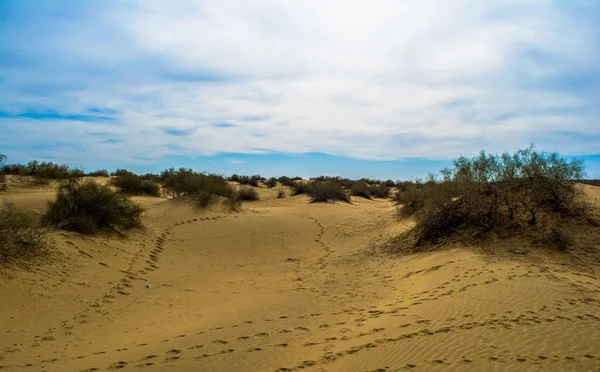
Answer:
[1,181,599,371]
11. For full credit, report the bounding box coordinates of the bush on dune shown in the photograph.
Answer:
[369,183,391,198]
[0,201,46,262]
[306,181,350,203]
[111,175,161,197]
[237,187,260,201]
[392,145,586,250]
[161,168,235,207]
[265,177,278,188]
[351,180,372,199]
[44,179,144,234]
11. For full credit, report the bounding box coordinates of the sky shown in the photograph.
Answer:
[1,0,599,179]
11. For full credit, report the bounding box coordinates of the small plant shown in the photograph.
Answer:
[265,177,278,188]
[0,201,46,262]
[277,189,286,198]
[44,179,144,234]
[161,168,235,208]
[237,187,259,201]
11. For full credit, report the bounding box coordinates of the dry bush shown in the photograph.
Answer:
[237,187,259,201]
[306,181,350,203]
[351,181,372,199]
[395,145,586,249]
[87,169,110,177]
[277,189,286,198]
[44,179,144,234]
[278,176,300,187]
[111,175,161,197]
[292,182,311,195]
[0,201,46,262]
[161,168,235,208]
[265,177,278,188]
[369,184,391,198]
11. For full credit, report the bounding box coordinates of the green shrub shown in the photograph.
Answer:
[237,187,259,201]
[384,179,396,187]
[111,175,161,197]
[351,181,372,199]
[44,179,144,234]
[0,201,46,262]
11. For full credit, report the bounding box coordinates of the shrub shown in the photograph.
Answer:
[229,174,241,183]
[277,189,286,198]
[402,145,586,246]
[1,160,82,180]
[265,177,278,188]
[0,201,46,262]
[351,181,372,199]
[161,168,235,207]
[237,175,262,186]
[384,179,396,187]
[237,187,259,201]
[306,181,350,203]
[111,169,136,177]
[111,175,161,197]
[369,184,391,198]
[44,179,144,234]
[292,182,311,195]
[87,169,110,177]
[278,176,298,187]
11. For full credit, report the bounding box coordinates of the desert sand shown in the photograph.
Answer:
[1,180,600,372]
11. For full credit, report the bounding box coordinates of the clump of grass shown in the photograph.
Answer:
[237,187,259,201]
[277,189,286,198]
[0,201,47,262]
[44,179,144,234]
[111,175,161,197]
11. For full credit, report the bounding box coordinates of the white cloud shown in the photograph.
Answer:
[1,0,599,163]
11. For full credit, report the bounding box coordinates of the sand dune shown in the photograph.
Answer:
[1,182,599,371]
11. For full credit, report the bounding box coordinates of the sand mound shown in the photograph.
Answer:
[1,182,599,371]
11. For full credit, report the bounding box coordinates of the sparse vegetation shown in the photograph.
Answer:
[277,189,286,198]
[0,201,46,262]
[87,169,110,177]
[237,187,259,201]
[44,179,144,234]
[111,175,161,197]
[389,145,586,251]
[369,183,391,198]
[351,180,372,199]
[161,168,235,207]
[278,176,301,187]
[305,181,350,203]
[265,177,278,188]
[1,160,84,181]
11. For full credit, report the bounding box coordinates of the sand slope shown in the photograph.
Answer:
[1,182,599,371]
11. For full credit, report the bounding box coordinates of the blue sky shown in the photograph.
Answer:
[1,1,599,179]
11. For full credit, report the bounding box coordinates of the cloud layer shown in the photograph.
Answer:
[1,0,599,166]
